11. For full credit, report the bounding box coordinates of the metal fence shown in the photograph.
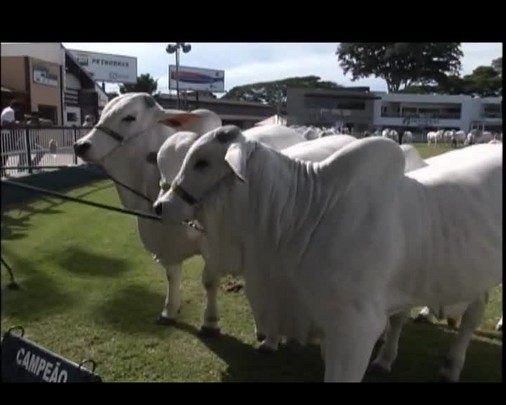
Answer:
[1,126,91,178]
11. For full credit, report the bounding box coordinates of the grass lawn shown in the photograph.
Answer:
[412,142,455,159]
[1,144,502,382]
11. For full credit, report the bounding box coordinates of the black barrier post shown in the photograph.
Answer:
[73,126,78,165]
[1,256,20,290]
[24,128,33,174]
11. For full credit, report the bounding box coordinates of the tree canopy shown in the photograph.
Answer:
[222,75,343,111]
[119,73,159,95]
[336,43,463,93]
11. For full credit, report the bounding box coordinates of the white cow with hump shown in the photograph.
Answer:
[155,127,501,382]
[73,92,306,334]
[156,133,353,343]
[156,135,443,349]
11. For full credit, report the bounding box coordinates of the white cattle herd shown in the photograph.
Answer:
[73,93,502,383]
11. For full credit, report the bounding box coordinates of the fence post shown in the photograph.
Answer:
[73,126,78,165]
[24,128,33,174]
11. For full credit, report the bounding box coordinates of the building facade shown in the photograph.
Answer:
[373,92,502,133]
[1,43,107,126]
[286,87,380,132]
[286,86,502,134]
[156,93,276,129]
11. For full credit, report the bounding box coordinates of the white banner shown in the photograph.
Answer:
[169,65,225,92]
[68,50,138,84]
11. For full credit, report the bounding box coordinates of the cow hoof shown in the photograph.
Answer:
[256,332,266,342]
[413,314,432,325]
[437,372,457,383]
[368,363,390,376]
[198,326,221,338]
[156,315,176,326]
[447,318,458,329]
[257,343,277,354]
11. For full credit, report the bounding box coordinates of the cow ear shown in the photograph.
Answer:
[158,110,200,128]
[224,142,251,183]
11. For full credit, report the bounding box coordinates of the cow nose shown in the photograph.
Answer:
[73,142,91,156]
[153,202,162,216]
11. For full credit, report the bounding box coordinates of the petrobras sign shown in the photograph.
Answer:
[68,49,138,84]
[169,65,225,92]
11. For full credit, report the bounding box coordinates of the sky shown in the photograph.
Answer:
[62,43,502,94]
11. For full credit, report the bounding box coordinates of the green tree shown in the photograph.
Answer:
[223,75,343,113]
[336,43,463,93]
[119,73,159,95]
[462,65,502,97]
[491,56,502,77]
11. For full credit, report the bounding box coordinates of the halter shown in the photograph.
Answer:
[90,124,157,205]
[168,172,237,207]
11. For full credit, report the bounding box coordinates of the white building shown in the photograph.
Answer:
[373,92,502,133]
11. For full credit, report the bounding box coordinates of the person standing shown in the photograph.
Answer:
[1,100,22,175]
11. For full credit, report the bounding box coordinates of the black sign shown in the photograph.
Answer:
[1,327,102,383]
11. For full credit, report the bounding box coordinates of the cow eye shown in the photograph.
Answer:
[122,115,136,122]
[194,159,209,170]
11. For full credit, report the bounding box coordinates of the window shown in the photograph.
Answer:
[304,96,365,110]
[67,112,78,122]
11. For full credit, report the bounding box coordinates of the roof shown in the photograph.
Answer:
[254,114,287,126]
[288,87,380,100]
[219,114,272,121]
[158,93,274,108]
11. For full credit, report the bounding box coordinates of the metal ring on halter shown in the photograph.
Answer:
[78,359,97,373]
[170,182,199,206]
[6,326,25,337]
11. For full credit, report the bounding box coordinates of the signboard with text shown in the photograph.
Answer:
[69,49,137,84]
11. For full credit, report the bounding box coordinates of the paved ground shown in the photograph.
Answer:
[1,150,85,179]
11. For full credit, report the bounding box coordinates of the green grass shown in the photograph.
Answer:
[1,170,502,382]
[412,143,454,159]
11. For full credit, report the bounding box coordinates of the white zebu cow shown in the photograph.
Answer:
[73,93,220,327]
[382,129,399,143]
[449,130,467,148]
[427,130,444,145]
[156,136,440,351]
[156,134,355,347]
[73,93,305,334]
[443,130,455,144]
[464,129,494,145]
[478,131,494,144]
[302,127,320,140]
[399,144,427,172]
[140,120,305,334]
[156,128,501,382]
[402,131,413,144]
[373,144,502,381]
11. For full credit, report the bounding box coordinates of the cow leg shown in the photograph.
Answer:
[242,280,281,352]
[370,309,410,372]
[199,264,221,337]
[496,316,502,332]
[439,294,487,382]
[413,306,432,324]
[156,262,182,325]
[323,306,387,382]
